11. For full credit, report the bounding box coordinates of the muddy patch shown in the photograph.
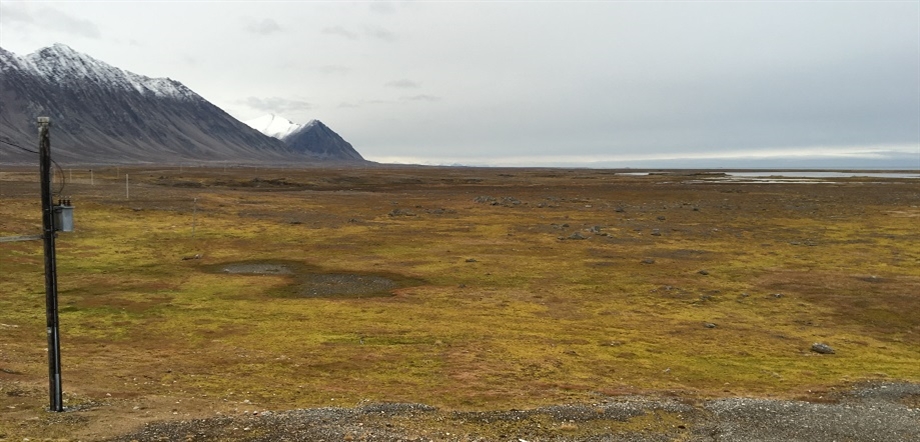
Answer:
[221,263,293,275]
[204,260,420,299]
[299,273,397,297]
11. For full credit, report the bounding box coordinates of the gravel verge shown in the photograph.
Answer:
[105,382,919,441]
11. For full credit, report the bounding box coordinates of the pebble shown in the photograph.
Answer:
[104,383,920,442]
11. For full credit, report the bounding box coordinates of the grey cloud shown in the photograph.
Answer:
[338,99,394,109]
[247,18,281,35]
[42,8,101,38]
[181,54,198,66]
[364,26,396,42]
[369,2,396,14]
[321,25,395,42]
[386,79,420,88]
[240,97,312,114]
[401,94,441,102]
[0,5,34,25]
[322,26,358,40]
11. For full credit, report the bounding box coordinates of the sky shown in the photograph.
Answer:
[1,0,918,168]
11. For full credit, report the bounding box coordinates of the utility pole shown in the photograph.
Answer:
[38,116,64,412]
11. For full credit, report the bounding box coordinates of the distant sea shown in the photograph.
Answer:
[582,155,920,171]
[377,152,920,170]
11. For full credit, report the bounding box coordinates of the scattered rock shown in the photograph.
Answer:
[568,232,588,240]
[465,258,478,263]
[641,258,656,264]
[615,207,625,213]
[772,293,784,299]
[651,229,661,236]
[475,195,523,207]
[704,323,717,329]
[656,216,666,221]
[388,208,416,217]
[697,269,709,275]
[811,343,835,354]
[181,254,201,261]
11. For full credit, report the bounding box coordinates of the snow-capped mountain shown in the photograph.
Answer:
[1,44,195,100]
[0,44,365,164]
[244,114,311,140]
[245,114,364,161]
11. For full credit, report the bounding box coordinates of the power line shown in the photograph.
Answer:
[1,138,65,194]
[53,158,65,196]
[0,138,40,154]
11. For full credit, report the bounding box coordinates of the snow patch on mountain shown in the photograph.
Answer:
[0,43,197,100]
[244,114,317,140]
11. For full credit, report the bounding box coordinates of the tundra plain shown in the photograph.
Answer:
[1,166,918,440]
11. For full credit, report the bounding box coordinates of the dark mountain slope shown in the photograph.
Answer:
[0,44,358,164]
[284,120,364,161]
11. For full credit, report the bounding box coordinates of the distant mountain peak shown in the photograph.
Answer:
[243,114,363,161]
[244,114,316,140]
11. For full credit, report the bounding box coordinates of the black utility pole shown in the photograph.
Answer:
[38,116,64,412]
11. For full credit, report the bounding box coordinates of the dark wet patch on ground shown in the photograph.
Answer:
[203,260,423,299]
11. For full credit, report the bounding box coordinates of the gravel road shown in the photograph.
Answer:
[106,382,919,442]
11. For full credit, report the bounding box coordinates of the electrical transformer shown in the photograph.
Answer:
[53,199,74,232]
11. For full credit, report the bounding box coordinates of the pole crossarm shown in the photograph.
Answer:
[0,234,44,243]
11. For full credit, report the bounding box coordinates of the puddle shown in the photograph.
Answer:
[204,260,420,299]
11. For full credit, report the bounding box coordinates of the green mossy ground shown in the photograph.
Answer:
[1,166,918,438]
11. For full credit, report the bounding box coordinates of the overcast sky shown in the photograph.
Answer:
[1,1,918,167]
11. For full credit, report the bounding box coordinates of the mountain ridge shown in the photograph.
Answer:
[245,114,364,161]
[0,44,364,165]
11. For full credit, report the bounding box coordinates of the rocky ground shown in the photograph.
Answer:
[102,382,919,442]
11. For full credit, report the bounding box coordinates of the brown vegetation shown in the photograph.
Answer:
[1,166,918,440]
